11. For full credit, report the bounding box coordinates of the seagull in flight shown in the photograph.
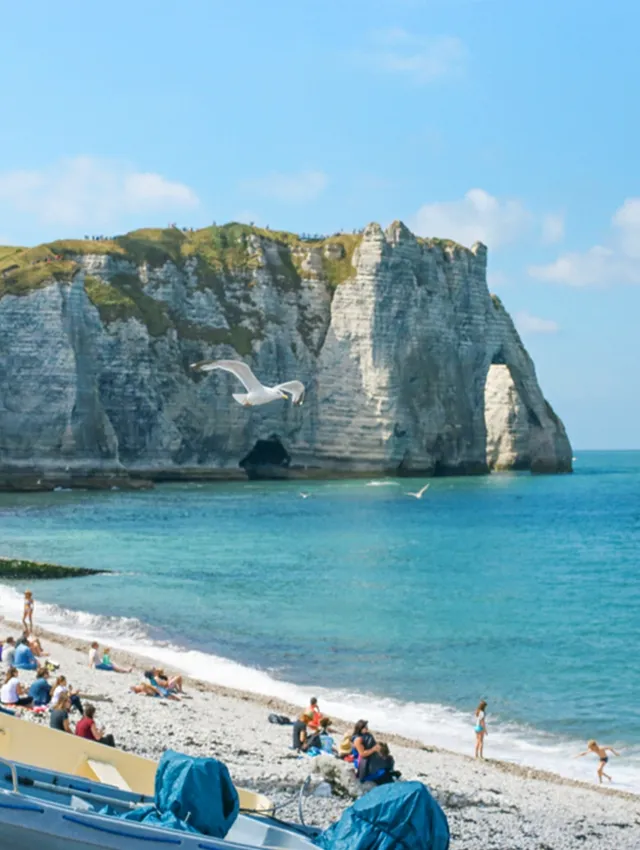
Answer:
[299,492,310,499]
[191,359,305,407]
[406,483,430,499]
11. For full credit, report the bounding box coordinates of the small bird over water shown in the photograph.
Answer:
[407,483,430,499]
[191,359,305,407]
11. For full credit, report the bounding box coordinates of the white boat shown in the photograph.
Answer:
[0,754,318,850]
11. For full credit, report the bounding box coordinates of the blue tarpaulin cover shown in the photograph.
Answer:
[315,781,450,850]
[120,749,239,837]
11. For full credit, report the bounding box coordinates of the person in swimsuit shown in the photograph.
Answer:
[575,740,620,783]
[22,591,34,633]
[474,700,488,759]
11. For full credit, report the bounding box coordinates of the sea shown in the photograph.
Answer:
[1,450,639,791]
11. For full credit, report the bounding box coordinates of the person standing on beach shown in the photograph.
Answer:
[474,700,488,758]
[23,590,34,633]
[307,697,322,730]
[575,740,620,783]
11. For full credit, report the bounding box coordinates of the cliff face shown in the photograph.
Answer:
[0,222,572,484]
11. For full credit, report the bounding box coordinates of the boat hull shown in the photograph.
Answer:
[0,711,273,814]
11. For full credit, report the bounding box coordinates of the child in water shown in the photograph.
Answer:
[575,740,620,783]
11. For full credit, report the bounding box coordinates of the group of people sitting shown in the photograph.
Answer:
[0,632,58,673]
[1,651,116,747]
[88,641,132,673]
[87,642,184,701]
[290,698,400,786]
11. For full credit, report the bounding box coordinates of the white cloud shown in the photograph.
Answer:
[529,197,640,286]
[516,311,560,335]
[413,188,532,249]
[0,157,199,229]
[239,170,327,204]
[613,198,640,258]
[353,29,466,85]
[541,212,565,245]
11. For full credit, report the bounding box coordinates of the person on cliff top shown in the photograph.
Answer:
[575,740,620,784]
[22,590,34,633]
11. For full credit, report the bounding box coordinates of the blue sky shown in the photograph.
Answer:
[1,0,638,449]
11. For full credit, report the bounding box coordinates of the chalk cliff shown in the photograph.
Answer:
[0,222,572,487]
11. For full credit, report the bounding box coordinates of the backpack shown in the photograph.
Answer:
[268,713,292,725]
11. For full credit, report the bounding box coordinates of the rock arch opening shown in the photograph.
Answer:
[484,361,532,472]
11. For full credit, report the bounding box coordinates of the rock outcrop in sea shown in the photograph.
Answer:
[0,222,572,487]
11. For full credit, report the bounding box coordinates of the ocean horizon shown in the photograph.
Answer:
[1,449,639,791]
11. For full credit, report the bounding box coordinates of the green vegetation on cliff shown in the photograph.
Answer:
[5,225,485,356]
[0,224,363,296]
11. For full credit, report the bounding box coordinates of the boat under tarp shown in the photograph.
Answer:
[0,754,316,850]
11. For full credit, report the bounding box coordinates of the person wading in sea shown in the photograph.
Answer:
[575,740,620,783]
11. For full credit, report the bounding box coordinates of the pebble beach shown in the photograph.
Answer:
[2,618,639,850]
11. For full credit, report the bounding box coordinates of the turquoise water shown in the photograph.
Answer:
[1,451,639,788]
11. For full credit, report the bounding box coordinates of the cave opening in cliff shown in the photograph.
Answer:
[239,435,291,480]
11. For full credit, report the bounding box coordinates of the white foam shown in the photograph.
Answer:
[2,582,639,793]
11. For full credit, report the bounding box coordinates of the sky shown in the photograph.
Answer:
[1,0,638,449]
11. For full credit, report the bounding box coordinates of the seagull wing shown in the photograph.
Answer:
[274,380,305,404]
[417,483,431,498]
[190,359,264,392]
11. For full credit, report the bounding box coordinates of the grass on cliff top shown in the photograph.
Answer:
[1,224,363,286]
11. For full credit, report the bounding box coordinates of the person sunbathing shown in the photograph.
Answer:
[131,679,179,700]
[131,681,163,697]
[144,667,183,695]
